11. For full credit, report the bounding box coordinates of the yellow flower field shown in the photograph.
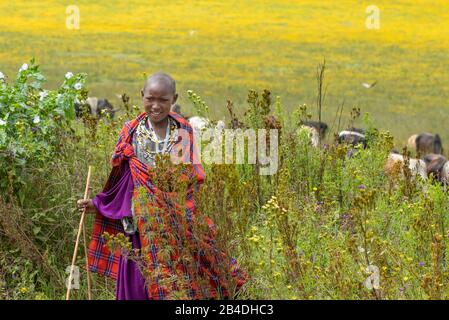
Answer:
[0,0,448,143]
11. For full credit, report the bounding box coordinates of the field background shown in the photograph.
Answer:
[1,0,448,145]
[2,0,449,301]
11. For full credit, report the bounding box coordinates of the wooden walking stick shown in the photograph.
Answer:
[82,223,92,300]
[66,166,93,300]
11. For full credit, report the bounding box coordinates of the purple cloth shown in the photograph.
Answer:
[92,164,134,219]
[92,163,149,300]
[116,233,149,300]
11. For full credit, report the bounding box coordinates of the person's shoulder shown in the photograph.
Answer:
[170,112,192,130]
[118,120,133,134]
[120,113,146,131]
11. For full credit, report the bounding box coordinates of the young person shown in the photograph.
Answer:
[77,72,246,300]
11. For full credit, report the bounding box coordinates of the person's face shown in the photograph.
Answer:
[141,82,178,124]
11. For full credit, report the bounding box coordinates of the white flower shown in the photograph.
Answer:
[19,63,28,72]
[56,93,64,106]
[33,115,40,124]
[74,82,82,90]
[0,119,6,126]
[39,90,48,101]
[65,72,73,79]
[0,71,4,80]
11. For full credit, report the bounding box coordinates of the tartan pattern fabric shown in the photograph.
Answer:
[88,211,123,278]
[88,112,246,298]
[87,164,125,280]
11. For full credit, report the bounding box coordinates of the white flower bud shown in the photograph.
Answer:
[19,63,28,72]
[39,90,48,101]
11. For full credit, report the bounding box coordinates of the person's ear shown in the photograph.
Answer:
[172,93,178,105]
[141,89,144,98]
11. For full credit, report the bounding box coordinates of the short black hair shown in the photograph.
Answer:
[143,72,176,95]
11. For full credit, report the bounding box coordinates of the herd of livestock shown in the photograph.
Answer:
[303,122,448,185]
[75,97,448,185]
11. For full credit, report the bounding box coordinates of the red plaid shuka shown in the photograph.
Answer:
[88,112,247,299]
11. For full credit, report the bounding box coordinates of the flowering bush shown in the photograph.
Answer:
[0,59,86,199]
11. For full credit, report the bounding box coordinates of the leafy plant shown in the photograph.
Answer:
[0,59,86,200]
